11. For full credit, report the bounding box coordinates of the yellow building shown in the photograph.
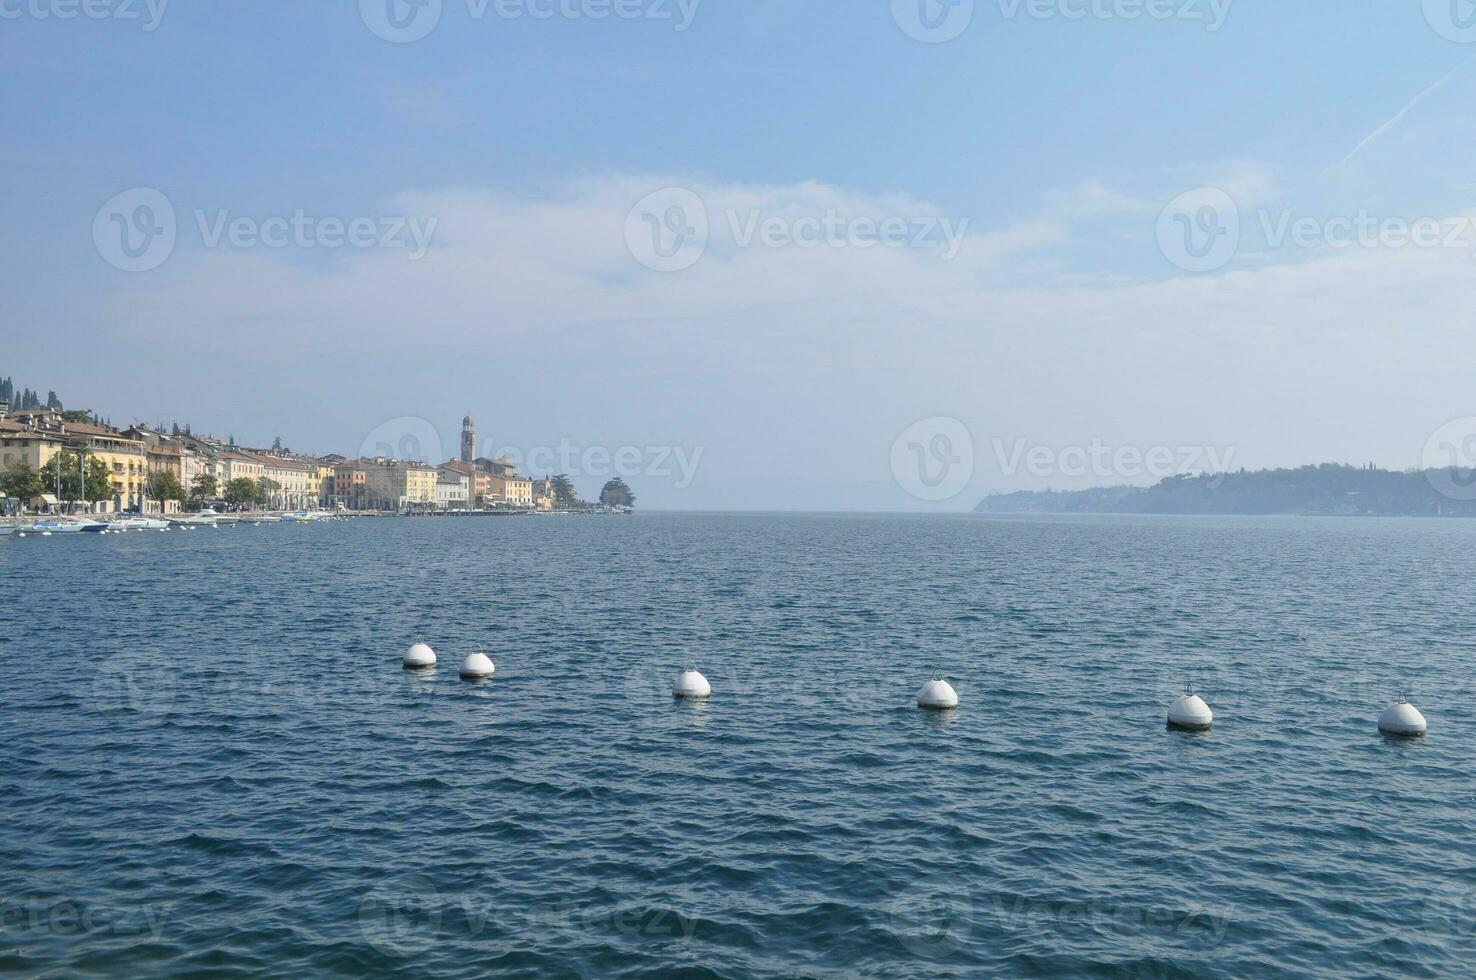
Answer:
[336,458,437,510]
[1,413,147,511]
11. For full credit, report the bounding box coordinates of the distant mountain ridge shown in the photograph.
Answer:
[974,464,1476,517]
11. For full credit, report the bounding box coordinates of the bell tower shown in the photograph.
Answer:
[461,414,476,464]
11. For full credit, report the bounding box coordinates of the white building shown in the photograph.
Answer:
[436,467,470,511]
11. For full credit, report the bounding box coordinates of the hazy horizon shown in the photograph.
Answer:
[7,1,1476,511]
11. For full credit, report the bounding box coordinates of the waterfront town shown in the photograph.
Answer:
[0,401,630,517]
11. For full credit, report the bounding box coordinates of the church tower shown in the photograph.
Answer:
[461,414,476,464]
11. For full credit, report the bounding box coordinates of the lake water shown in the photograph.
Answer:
[3,513,1474,977]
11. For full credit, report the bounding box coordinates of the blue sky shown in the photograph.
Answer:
[4,1,1476,508]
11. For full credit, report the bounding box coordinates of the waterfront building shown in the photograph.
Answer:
[488,472,534,508]
[1,412,148,511]
[436,466,470,510]
[332,462,368,510]
[440,459,490,509]
[531,478,557,510]
[333,458,437,511]
[243,452,314,510]
[216,450,264,490]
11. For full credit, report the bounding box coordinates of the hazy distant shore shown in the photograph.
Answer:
[975,464,1476,518]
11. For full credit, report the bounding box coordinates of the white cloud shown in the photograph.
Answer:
[99,170,1476,507]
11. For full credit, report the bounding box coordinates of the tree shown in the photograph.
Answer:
[224,477,257,508]
[599,478,635,508]
[190,473,218,504]
[272,436,283,451]
[255,477,281,507]
[144,470,186,511]
[39,451,112,509]
[550,474,577,508]
[1,462,43,502]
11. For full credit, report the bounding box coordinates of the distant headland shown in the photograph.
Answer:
[974,464,1476,517]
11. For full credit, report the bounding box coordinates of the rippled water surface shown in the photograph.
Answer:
[3,513,1476,977]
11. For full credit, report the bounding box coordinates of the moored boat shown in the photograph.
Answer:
[33,519,101,533]
[173,508,221,526]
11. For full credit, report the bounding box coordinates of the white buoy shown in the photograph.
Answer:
[403,642,437,670]
[1379,699,1427,737]
[460,652,495,680]
[672,669,711,699]
[1167,688,1213,731]
[917,675,959,710]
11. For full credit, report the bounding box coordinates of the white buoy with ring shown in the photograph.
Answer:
[672,669,711,699]
[1167,686,1213,731]
[1379,698,1427,737]
[917,674,959,710]
[403,642,437,670]
[460,652,495,680]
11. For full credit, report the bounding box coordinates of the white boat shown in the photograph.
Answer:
[122,517,170,530]
[173,508,220,526]
[33,519,101,533]
[216,514,242,525]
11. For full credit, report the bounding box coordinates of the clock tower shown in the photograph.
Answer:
[461,414,476,464]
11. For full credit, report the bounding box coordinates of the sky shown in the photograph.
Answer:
[4,0,1476,509]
